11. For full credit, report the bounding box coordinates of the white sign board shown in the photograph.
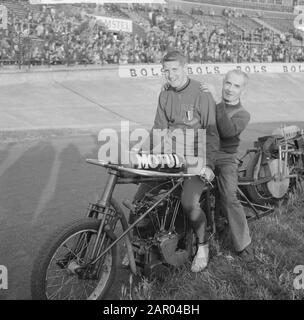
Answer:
[95,16,132,33]
[30,0,99,3]
[119,63,304,78]
[294,14,304,32]
[294,5,304,32]
[0,5,8,30]
[97,0,167,3]
[30,0,166,4]
[30,0,103,3]
[294,5,304,15]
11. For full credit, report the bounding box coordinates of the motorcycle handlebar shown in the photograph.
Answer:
[86,159,198,178]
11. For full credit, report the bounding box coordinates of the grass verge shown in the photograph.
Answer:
[121,187,304,300]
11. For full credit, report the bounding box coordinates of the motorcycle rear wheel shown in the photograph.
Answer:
[244,153,289,205]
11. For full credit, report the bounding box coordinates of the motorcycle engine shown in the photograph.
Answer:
[129,195,168,239]
[128,190,192,270]
[129,189,184,239]
[132,230,192,274]
[157,232,191,267]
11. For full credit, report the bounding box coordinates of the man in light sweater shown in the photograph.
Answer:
[202,69,253,260]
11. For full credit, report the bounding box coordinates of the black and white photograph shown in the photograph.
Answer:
[0,0,304,303]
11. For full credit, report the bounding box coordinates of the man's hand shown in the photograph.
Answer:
[200,82,211,93]
[199,167,215,182]
[199,82,221,104]
[162,82,170,91]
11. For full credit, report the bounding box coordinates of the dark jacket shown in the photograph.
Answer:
[216,101,250,154]
[153,78,219,169]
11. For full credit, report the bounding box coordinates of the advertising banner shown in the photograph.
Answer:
[95,15,132,33]
[119,63,304,78]
[30,0,166,4]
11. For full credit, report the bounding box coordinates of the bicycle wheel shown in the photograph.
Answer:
[31,218,118,300]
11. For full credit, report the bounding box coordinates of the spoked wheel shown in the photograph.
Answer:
[31,218,118,300]
[244,154,290,205]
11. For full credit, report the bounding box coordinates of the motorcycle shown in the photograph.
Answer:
[31,143,288,300]
[238,125,304,205]
[31,155,200,300]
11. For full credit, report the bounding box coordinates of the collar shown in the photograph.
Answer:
[173,77,191,93]
[223,99,241,108]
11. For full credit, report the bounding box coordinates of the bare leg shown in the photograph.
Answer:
[181,176,208,243]
[181,176,209,272]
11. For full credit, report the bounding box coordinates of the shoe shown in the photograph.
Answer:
[237,244,255,262]
[191,243,209,273]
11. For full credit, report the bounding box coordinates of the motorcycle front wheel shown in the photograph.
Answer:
[31,218,118,300]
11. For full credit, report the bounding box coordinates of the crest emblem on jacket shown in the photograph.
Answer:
[184,106,194,122]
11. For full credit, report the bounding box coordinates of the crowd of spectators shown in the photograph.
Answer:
[0,1,303,67]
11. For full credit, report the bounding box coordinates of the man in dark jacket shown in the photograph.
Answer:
[216,70,252,258]
[133,50,219,272]
[201,69,252,260]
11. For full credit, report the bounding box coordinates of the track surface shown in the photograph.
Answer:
[1,121,303,300]
[0,69,304,300]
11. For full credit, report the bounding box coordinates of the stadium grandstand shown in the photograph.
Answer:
[0,0,303,67]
